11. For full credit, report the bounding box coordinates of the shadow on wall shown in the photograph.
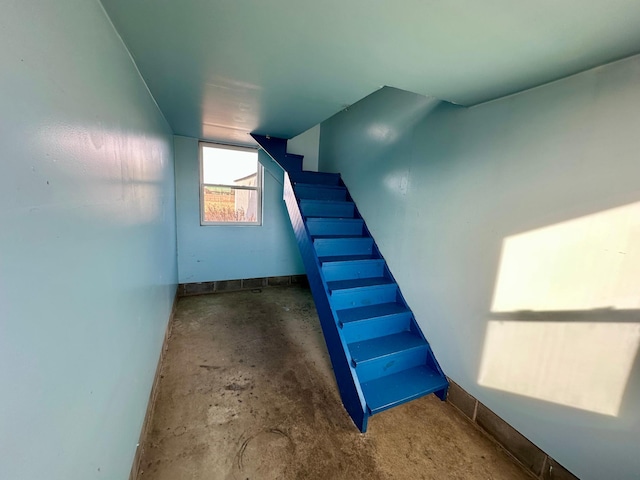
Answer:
[478,201,640,417]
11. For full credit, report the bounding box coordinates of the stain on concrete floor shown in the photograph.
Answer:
[139,285,532,480]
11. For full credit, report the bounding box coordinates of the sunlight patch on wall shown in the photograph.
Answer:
[478,320,640,415]
[491,202,640,312]
[480,201,640,415]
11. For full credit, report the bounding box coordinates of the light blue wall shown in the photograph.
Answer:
[174,136,303,283]
[320,58,640,480]
[287,124,320,172]
[0,2,177,480]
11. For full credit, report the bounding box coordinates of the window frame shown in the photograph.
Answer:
[199,141,263,226]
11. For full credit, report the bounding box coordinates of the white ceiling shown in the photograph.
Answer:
[100,0,640,145]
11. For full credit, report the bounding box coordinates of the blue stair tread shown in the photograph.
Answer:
[300,199,353,206]
[305,216,357,220]
[312,234,365,239]
[295,183,346,191]
[337,302,410,324]
[361,365,448,414]
[306,218,362,223]
[327,277,393,292]
[319,254,375,263]
[348,331,425,363]
[289,171,340,182]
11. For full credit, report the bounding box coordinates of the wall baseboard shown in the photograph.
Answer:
[178,274,308,297]
[446,379,578,480]
[128,291,179,480]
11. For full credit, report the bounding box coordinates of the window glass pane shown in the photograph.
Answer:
[203,186,258,223]
[202,145,257,185]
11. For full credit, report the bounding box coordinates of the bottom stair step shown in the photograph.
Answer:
[361,365,448,415]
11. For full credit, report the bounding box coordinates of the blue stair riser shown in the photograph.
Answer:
[314,237,373,257]
[340,311,413,344]
[295,184,348,201]
[322,259,385,282]
[330,283,398,310]
[290,171,341,185]
[354,346,428,384]
[300,200,355,218]
[306,218,364,236]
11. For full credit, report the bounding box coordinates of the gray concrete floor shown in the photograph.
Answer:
[139,285,532,480]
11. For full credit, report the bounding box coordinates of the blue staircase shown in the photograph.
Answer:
[252,134,448,432]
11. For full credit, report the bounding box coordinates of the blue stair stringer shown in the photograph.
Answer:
[252,135,448,432]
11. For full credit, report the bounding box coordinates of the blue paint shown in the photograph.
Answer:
[282,172,369,432]
[319,58,640,479]
[0,2,177,479]
[174,136,303,282]
[280,167,447,432]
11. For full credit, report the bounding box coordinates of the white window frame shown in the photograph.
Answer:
[199,141,263,226]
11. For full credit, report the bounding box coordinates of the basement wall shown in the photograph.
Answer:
[0,2,177,479]
[319,56,640,480]
[174,135,303,283]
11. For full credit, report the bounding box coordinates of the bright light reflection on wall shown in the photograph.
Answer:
[491,202,640,312]
[479,320,640,416]
[479,201,640,416]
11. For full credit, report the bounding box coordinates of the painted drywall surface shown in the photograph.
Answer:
[102,0,640,146]
[0,2,177,480]
[319,58,640,480]
[174,136,303,283]
[287,124,320,172]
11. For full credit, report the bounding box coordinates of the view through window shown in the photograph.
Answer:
[200,142,262,225]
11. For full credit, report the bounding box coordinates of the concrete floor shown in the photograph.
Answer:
[139,285,532,480]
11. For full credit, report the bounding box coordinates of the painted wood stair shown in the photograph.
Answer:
[252,135,448,432]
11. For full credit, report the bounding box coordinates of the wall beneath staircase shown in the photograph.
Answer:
[0,1,177,479]
[319,57,640,480]
[174,135,304,283]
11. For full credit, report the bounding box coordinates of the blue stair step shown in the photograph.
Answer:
[318,253,377,263]
[337,302,410,324]
[280,153,304,172]
[322,258,386,282]
[348,331,426,365]
[294,183,347,201]
[306,218,364,236]
[337,302,413,343]
[361,365,449,415]
[355,341,427,383]
[289,171,341,185]
[329,278,397,310]
[300,199,355,218]
[327,276,392,292]
[314,236,373,257]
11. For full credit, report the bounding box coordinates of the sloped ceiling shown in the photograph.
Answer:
[100,0,640,145]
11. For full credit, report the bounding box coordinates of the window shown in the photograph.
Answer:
[200,142,263,225]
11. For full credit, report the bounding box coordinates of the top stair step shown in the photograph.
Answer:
[289,171,341,186]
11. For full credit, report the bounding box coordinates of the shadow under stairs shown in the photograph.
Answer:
[253,134,448,432]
